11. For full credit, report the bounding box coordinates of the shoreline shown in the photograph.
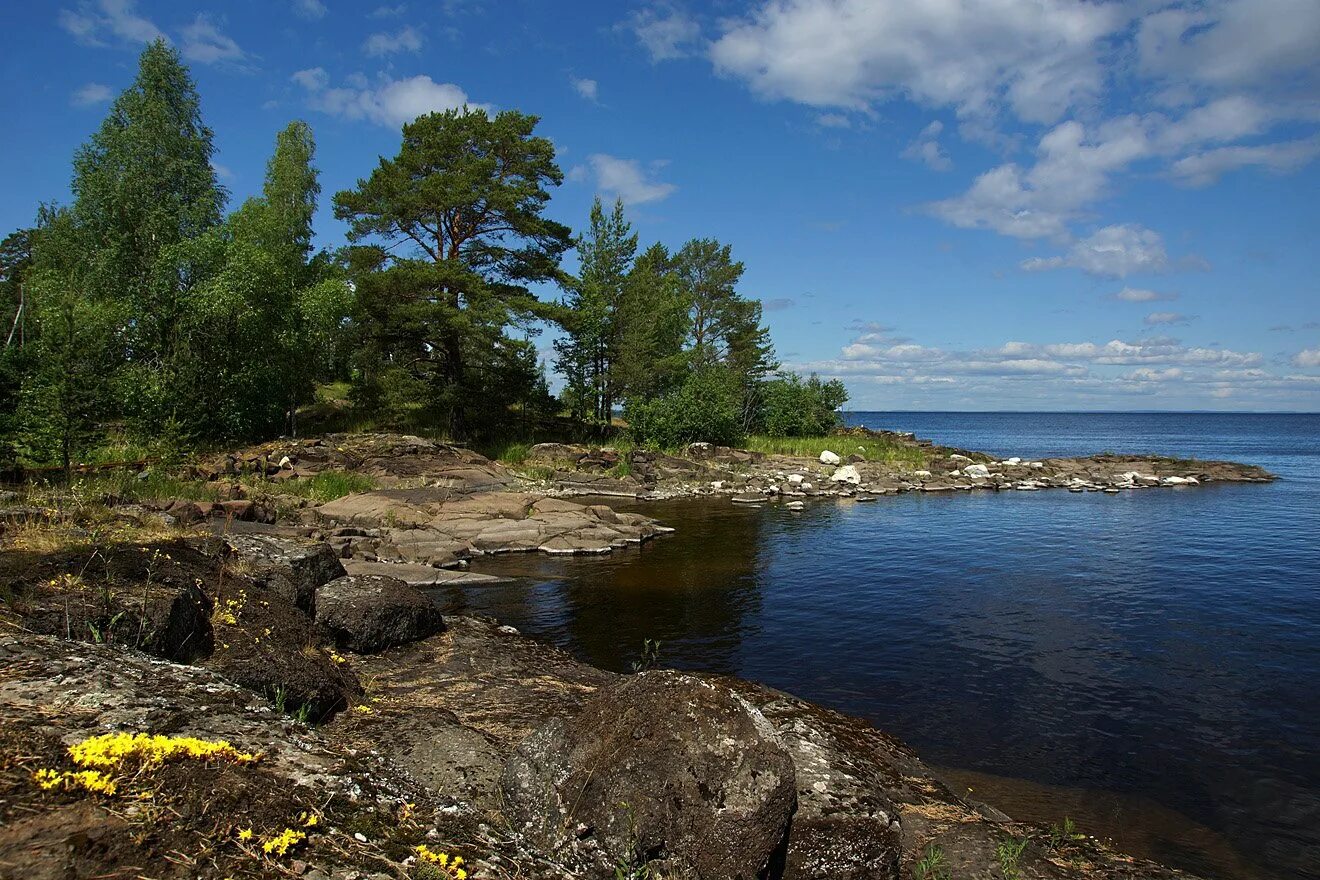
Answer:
[0,429,1282,879]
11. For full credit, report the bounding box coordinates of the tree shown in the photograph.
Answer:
[334,108,571,437]
[611,242,690,403]
[166,121,350,442]
[555,197,637,423]
[672,239,777,430]
[0,229,35,463]
[14,209,116,471]
[68,39,224,364]
[757,372,849,436]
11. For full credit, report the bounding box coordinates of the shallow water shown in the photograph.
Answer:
[432,413,1320,879]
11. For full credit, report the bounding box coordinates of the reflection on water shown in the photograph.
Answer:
[436,413,1320,880]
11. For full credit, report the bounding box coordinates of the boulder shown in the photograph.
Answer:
[221,534,345,614]
[502,671,796,879]
[315,574,445,654]
[830,465,862,485]
[819,450,842,466]
[963,463,991,478]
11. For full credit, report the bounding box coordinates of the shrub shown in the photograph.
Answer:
[755,372,848,437]
[625,368,743,449]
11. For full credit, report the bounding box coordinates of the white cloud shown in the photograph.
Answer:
[59,0,164,47]
[1171,136,1320,187]
[363,26,423,56]
[1144,311,1196,326]
[570,76,599,102]
[1022,224,1171,278]
[578,154,676,205]
[710,0,1125,123]
[815,113,851,129]
[371,5,407,17]
[1136,0,1320,93]
[1294,349,1320,368]
[180,14,245,65]
[211,162,235,181]
[902,120,951,171]
[292,69,487,128]
[292,67,330,91]
[293,0,327,20]
[1115,286,1177,302]
[71,82,113,106]
[627,4,701,62]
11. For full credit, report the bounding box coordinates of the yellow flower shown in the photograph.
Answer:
[299,811,319,827]
[261,828,306,857]
[353,705,373,715]
[238,828,254,841]
[33,768,63,790]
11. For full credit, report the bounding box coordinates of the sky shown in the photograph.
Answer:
[2,0,1319,411]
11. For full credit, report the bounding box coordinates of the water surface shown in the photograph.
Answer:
[432,413,1320,879]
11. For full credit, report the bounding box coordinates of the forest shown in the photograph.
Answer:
[0,41,847,472]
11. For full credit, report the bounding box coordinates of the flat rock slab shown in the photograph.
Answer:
[341,558,510,586]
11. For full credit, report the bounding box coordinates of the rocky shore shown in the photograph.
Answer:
[0,429,1274,879]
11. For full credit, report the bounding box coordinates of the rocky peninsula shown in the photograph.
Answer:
[0,430,1275,880]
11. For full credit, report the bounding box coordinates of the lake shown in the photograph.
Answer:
[430,412,1320,880]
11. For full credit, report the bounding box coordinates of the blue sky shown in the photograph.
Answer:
[3,0,1319,410]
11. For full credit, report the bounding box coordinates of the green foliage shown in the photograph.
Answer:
[259,470,377,503]
[743,434,928,468]
[555,197,638,423]
[756,372,849,436]
[626,367,745,449]
[912,843,950,880]
[334,108,571,439]
[1048,817,1085,849]
[997,836,1029,880]
[612,242,691,402]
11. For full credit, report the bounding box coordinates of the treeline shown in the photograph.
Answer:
[0,42,845,470]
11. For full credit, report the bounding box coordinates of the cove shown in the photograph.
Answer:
[438,412,1320,880]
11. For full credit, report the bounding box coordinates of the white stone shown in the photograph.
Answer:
[1005,457,1022,465]
[949,453,972,462]
[913,470,932,478]
[787,474,804,485]
[1029,461,1044,469]
[964,463,991,478]
[819,450,841,466]
[278,455,294,469]
[785,500,805,511]
[830,464,862,485]
[711,481,724,490]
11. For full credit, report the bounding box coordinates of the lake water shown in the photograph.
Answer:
[432,412,1320,880]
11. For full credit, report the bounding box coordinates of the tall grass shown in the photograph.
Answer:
[257,470,377,503]
[743,434,928,468]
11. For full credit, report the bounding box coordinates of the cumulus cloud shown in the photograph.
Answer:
[71,82,113,106]
[292,0,327,19]
[1171,136,1320,187]
[1295,349,1320,368]
[764,298,795,311]
[1144,311,1196,326]
[815,113,851,129]
[1022,224,1171,278]
[902,121,951,171]
[363,26,423,56]
[710,0,1124,123]
[1136,0,1320,93]
[59,0,164,46]
[575,154,676,205]
[292,68,488,128]
[1114,286,1177,302]
[180,14,245,65]
[626,4,701,62]
[570,76,599,102]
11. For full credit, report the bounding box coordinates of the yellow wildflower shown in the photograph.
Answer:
[238,828,254,841]
[67,732,259,769]
[299,811,319,828]
[261,828,307,857]
[414,846,468,878]
[353,705,373,715]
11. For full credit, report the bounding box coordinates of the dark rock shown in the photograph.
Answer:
[315,574,444,654]
[221,533,345,615]
[502,671,797,879]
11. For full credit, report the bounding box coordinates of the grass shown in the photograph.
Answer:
[912,843,950,880]
[249,470,377,503]
[744,434,928,468]
[996,836,1028,880]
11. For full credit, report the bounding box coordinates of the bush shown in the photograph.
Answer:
[755,372,848,437]
[625,368,744,449]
